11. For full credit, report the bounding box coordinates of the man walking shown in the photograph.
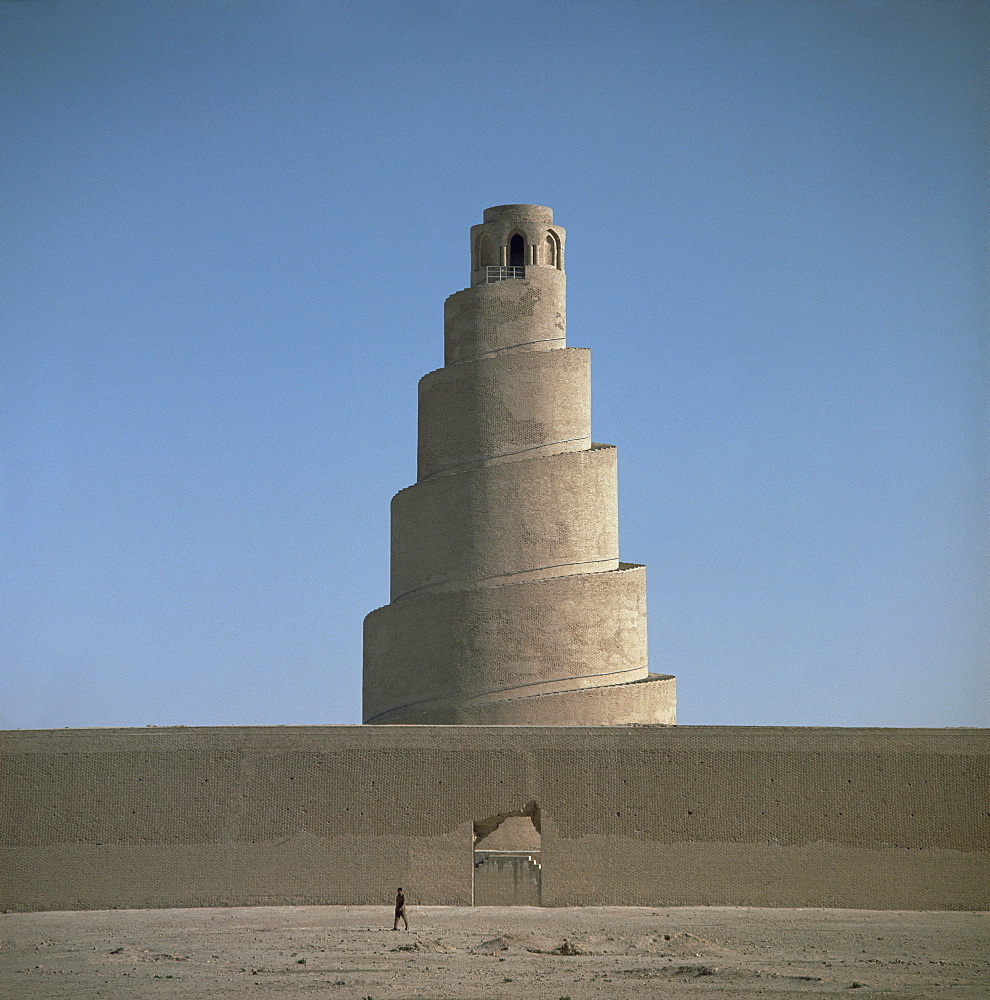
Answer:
[393,887,408,930]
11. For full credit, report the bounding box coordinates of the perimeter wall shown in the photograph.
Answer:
[1,725,987,912]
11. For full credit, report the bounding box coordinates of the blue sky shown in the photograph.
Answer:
[2,1,986,730]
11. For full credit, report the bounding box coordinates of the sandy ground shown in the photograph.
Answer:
[1,904,987,1000]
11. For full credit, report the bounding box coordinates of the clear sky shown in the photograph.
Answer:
[2,1,986,730]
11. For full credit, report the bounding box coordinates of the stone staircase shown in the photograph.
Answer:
[473,850,542,906]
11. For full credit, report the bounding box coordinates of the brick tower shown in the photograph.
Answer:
[363,205,675,724]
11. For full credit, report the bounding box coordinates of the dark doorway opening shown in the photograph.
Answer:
[508,233,526,267]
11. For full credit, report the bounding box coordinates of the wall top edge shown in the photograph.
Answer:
[2,725,987,754]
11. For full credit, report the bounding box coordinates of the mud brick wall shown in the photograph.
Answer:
[1,725,986,912]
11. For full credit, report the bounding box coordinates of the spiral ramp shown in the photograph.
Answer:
[363,205,675,725]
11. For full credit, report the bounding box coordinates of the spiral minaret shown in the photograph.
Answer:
[363,205,675,725]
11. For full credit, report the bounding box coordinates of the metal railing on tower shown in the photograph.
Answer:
[485,265,525,283]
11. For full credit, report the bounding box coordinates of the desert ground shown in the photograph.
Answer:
[1,904,987,999]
